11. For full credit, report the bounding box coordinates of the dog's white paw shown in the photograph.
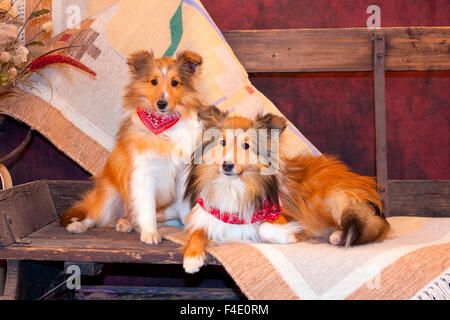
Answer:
[329,230,345,246]
[258,222,299,244]
[183,254,205,274]
[66,221,88,234]
[285,232,298,244]
[140,229,162,244]
[115,218,133,233]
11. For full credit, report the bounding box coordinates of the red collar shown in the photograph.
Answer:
[196,197,282,225]
[137,108,180,134]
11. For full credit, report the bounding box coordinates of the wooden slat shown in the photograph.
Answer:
[373,33,390,216]
[223,27,450,72]
[388,180,450,217]
[0,221,220,265]
[73,285,243,300]
[2,259,62,300]
[47,180,93,217]
[0,180,58,246]
[0,259,5,297]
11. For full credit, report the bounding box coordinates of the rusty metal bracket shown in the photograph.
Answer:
[373,33,390,217]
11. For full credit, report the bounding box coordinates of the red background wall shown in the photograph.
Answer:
[1,0,449,184]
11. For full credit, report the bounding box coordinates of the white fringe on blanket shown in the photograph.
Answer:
[411,268,450,300]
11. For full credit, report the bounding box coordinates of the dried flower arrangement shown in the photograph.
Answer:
[0,0,96,98]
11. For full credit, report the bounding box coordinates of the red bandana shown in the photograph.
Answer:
[137,108,180,134]
[197,197,282,225]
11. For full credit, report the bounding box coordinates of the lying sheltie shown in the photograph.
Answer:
[60,50,204,244]
[182,108,390,273]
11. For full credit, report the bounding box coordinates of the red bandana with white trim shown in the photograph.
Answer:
[137,108,180,134]
[197,197,282,225]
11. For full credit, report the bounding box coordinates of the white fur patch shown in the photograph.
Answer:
[258,222,301,244]
[66,219,95,234]
[98,186,123,227]
[162,114,202,164]
[140,229,162,244]
[185,205,261,242]
[183,253,205,274]
[199,175,253,221]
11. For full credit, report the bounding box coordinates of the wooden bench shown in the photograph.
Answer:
[1,26,449,300]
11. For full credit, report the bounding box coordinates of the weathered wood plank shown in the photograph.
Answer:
[0,259,5,297]
[47,180,93,217]
[388,180,450,217]
[2,260,64,300]
[0,221,220,265]
[1,259,20,300]
[0,181,58,246]
[223,27,450,72]
[73,285,244,300]
[64,261,103,276]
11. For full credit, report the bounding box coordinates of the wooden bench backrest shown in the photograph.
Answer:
[224,27,450,72]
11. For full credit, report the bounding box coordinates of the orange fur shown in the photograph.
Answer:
[184,228,208,258]
[61,50,204,243]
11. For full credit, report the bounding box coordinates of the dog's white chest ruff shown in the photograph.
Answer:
[162,117,202,160]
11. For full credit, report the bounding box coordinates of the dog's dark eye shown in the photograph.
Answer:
[171,80,179,87]
[242,143,250,150]
[220,139,226,147]
[150,79,158,86]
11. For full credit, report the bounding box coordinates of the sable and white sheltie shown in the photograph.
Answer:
[182,108,390,273]
[60,50,204,244]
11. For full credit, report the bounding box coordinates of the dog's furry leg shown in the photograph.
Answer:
[130,169,161,244]
[164,164,191,223]
[183,228,208,274]
[61,177,122,233]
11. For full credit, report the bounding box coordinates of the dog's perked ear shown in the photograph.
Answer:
[198,105,228,129]
[127,50,154,77]
[254,113,287,132]
[176,50,203,74]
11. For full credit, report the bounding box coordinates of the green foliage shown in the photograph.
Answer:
[29,9,49,19]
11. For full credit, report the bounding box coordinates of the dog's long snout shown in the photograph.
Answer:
[222,162,235,172]
[157,100,168,111]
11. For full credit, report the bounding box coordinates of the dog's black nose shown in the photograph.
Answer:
[157,100,168,110]
[222,162,235,172]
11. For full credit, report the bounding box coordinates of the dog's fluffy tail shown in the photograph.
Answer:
[340,203,390,247]
[60,177,120,230]
[60,206,87,227]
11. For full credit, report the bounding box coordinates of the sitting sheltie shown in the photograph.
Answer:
[60,50,204,244]
[182,108,390,273]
